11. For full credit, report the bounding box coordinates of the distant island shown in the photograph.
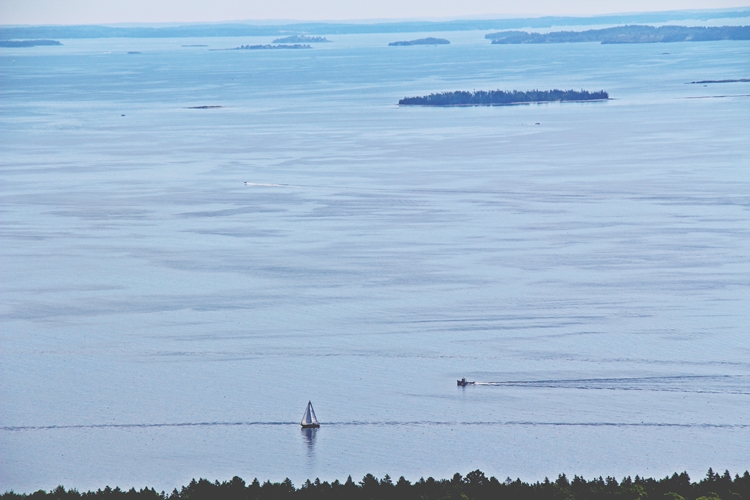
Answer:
[272,35,330,43]
[486,25,750,44]
[688,78,750,84]
[3,468,747,500]
[399,89,609,106]
[210,44,312,51]
[389,37,450,46]
[0,39,61,47]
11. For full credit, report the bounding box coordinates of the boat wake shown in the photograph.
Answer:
[0,421,294,431]
[469,375,750,394]
[4,420,748,432]
[243,182,289,187]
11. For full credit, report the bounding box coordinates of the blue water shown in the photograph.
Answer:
[1,32,749,493]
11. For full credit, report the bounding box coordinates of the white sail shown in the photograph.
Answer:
[301,401,319,426]
[309,403,318,423]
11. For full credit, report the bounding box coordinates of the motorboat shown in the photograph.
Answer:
[457,378,475,387]
[300,401,320,428]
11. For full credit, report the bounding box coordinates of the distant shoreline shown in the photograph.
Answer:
[1,9,748,38]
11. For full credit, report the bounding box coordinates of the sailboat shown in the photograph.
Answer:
[300,401,320,428]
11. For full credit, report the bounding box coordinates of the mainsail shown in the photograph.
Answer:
[300,401,320,428]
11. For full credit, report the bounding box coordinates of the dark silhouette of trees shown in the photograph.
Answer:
[235,44,312,50]
[0,39,62,47]
[3,469,749,500]
[399,89,609,106]
[389,37,450,46]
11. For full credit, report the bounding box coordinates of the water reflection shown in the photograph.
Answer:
[301,427,317,459]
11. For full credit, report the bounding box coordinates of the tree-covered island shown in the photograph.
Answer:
[486,25,750,44]
[210,44,312,51]
[0,39,62,47]
[389,37,450,46]
[399,89,609,106]
[272,35,330,43]
[2,468,748,500]
[688,79,750,84]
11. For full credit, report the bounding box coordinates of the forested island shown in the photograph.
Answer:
[486,25,750,44]
[688,79,750,84]
[0,39,61,47]
[389,37,450,46]
[272,35,330,43]
[211,44,312,51]
[3,469,748,500]
[399,89,608,106]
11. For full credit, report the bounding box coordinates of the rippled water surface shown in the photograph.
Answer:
[1,32,749,492]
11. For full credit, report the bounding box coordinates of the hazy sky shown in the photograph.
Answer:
[1,0,748,25]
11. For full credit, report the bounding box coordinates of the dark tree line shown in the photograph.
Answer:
[235,44,312,50]
[399,89,609,106]
[0,40,62,47]
[485,25,750,44]
[4,468,749,500]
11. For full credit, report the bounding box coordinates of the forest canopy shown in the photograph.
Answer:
[3,469,749,500]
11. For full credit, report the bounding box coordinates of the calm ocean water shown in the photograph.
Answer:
[1,31,749,493]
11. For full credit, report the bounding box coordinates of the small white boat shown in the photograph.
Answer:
[300,401,320,428]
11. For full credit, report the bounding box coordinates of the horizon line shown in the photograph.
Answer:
[2,6,749,28]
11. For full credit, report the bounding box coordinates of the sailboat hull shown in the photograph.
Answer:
[301,423,320,429]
